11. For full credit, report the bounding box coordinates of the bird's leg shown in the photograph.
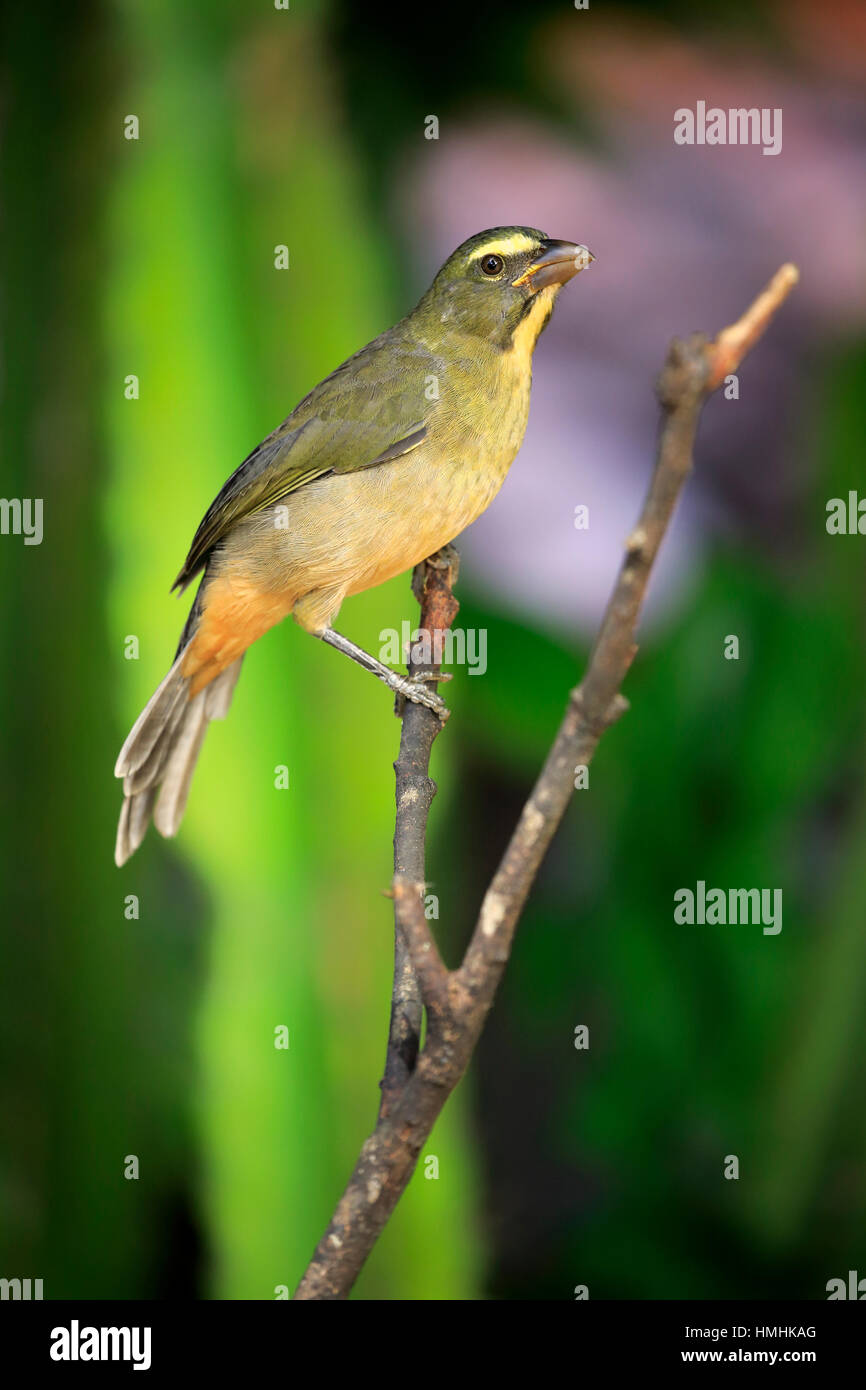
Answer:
[317,627,450,720]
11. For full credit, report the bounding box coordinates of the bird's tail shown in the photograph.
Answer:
[114,631,243,867]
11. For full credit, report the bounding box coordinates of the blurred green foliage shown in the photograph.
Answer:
[449,344,866,1298]
[1,0,479,1300]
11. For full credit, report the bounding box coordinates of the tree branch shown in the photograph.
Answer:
[378,546,459,1120]
[292,263,799,1301]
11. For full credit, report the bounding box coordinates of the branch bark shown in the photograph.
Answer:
[292,263,799,1301]
[379,547,459,1120]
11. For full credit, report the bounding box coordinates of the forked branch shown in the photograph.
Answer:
[293,263,799,1300]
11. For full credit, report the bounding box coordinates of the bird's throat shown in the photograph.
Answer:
[504,285,558,368]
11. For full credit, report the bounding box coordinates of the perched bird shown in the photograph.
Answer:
[114,226,593,864]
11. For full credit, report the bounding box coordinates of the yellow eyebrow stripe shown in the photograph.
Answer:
[467,232,540,261]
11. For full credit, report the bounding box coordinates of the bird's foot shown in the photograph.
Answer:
[316,626,451,721]
[392,670,450,722]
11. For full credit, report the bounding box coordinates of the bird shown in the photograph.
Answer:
[114,226,594,865]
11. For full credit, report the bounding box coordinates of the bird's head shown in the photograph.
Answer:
[415,227,594,352]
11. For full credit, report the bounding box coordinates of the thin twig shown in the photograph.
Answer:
[705,263,799,391]
[292,263,799,1300]
[378,546,459,1119]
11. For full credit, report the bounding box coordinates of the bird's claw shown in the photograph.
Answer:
[393,673,450,722]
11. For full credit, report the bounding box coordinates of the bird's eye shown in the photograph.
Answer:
[480,253,504,276]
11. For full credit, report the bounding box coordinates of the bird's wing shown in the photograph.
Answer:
[171,335,434,592]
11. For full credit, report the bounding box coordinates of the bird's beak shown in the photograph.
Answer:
[512,239,595,291]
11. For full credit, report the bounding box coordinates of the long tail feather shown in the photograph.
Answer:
[152,690,209,838]
[114,652,243,866]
